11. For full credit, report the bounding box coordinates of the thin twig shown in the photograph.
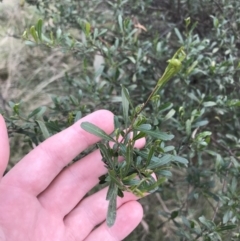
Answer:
[211,137,240,162]
[155,192,170,213]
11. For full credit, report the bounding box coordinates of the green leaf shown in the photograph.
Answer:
[98,143,114,169]
[114,115,120,129]
[106,182,118,227]
[122,177,140,186]
[135,127,174,141]
[135,150,172,168]
[106,180,117,200]
[117,188,124,198]
[174,28,184,43]
[121,86,129,127]
[12,102,20,115]
[108,170,124,188]
[122,173,140,185]
[186,119,191,136]
[146,146,154,167]
[36,19,43,41]
[199,216,215,229]
[172,155,188,165]
[216,224,237,231]
[132,131,146,141]
[124,142,133,175]
[187,60,198,75]
[85,22,91,36]
[118,15,123,32]
[30,26,38,43]
[128,56,136,64]
[171,210,179,219]
[121,85,134,109]
[203,101,217,107]
[137,124,152,130]
[158,102,173,112]
[74,111,82,123]
[56,28,62,39]
[28,106,46,119]
[140,177,166,193]
[81,122,114,142]
[36,120,50,139]
[156,170,172,177]
[163,109,176,121]
[107,194,117,227]
[163,146,175,152]
[148,154,173,169]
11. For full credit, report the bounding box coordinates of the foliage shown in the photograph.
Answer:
[1,0,240,240]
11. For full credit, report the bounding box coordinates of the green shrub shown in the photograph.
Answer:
[1,0,240,240]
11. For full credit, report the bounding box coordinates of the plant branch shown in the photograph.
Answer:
[211,137,235,221]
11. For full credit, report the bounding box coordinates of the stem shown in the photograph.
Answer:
[121,84,159,140]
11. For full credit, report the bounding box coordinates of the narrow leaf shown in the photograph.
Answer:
[81,122,114,142]
[106,182,118,227]
[137,124,152,130]
[124,142,133,175]
[140,177,166,193]
[98,143,114,169]
[121,86,129,127]
[114,115,120,129]
[118,15,123,32]
[172,155,188,165]
[28,106,46,119]
[132,131,146,141]
[146,146,154,167]
[37,19,43,41]
[30,26,38,43]
[107,195,117,227]
[108,170,124,188]
[203,101,217,107]
[106,181,116,200]
[163,109,176,121]
[121,85,134,109]
[135,127,174,141]
[136,151,172,169]
[74,111,82,123]
[36,120,50,139]
[148,154,172,169]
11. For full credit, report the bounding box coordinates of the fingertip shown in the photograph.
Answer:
[134,136,146,149]
[84,200,143,241]
[0,115,9,176]
[106,201,143,240]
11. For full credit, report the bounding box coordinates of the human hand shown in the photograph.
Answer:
[0,110,145,241]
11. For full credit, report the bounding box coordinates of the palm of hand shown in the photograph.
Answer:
[0,110,144,241]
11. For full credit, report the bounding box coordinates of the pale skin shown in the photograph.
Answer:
[0,110,146,241]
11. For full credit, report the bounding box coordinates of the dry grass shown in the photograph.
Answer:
[0,2,80,166]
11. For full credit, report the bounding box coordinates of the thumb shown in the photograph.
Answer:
[0,115,9,177]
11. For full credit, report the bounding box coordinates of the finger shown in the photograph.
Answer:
[2,110,114,195]
[84,201,143,241]
[0,115,10,177]
[64,187,141,240]
[38,137,145,217]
